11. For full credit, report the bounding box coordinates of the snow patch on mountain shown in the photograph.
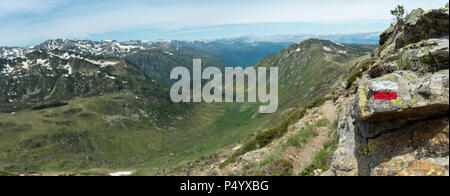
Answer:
[337,50,348,54]
[1,47,35,60]
[63,63,72,75]
[86,59,119,68]
[1,63,15,75]
[163,51,174,56]
[49,52,118,68]
[323,46,332,51]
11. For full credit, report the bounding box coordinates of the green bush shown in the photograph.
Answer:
[306,96,331,109]
[267,159,293,176]
[286,120,326,148]
[286,128,318,148]
[316,119,329,127]
[346,60,371,89]
[346,71,360,89]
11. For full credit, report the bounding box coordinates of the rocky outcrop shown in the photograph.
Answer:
[326,6,449,176]
[370,7,449,78]
[397,8,449,50]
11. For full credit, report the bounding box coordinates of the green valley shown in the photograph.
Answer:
[0,38,371,176]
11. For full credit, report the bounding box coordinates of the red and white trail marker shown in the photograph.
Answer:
[371,81,399,101]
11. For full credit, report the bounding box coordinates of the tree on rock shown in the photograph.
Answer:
[391,5,406,23]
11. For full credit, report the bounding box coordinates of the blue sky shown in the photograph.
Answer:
[0,0,448,46]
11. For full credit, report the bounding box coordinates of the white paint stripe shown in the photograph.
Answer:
[371,81,399,92]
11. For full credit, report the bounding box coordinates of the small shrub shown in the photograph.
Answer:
[268,159,293,176]
[419,55,440,72]
[316,119,328,127]
[396,55,412,70]
[287,128,318,148]
[287,120,326,148]
[307,96,331,109]
[346,71,360,89]
[346,60,371,89]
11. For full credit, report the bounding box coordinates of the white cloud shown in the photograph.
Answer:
[0,0,448,46]
[0,0,58,17]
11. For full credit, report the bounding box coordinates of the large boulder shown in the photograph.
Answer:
[356,70,448,138]
[369,36,449,77]
[328,5,450,176]
[358,70,448,120]
[405,8,424,26]
[396,8,449,50]
[328,78,449,176]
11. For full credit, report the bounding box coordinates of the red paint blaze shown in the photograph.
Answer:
[374,91,398,100]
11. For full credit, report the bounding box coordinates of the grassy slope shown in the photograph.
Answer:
[0,93,285,174]
[0,40,369,175]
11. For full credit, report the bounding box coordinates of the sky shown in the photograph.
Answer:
[0,0,448,47]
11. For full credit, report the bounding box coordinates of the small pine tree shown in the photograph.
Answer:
[391,5,406,23]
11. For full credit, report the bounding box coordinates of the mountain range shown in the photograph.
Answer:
[0,35,370,175]
[2,31,379,68]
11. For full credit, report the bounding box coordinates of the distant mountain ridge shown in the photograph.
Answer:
[255,38,371,109]
[0,49,170,113]
[1,31,379,68]
[212,32,380,45]
[1,39,229,85]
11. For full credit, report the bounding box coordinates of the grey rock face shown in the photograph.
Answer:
[327,103,369,176]
[397,8,449,50]
[329,5,450,176]
[358,70,448,123]
[405,8,424,26]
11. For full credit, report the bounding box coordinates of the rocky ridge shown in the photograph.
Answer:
[0,49,165,113]
[1,39,229,86]
[0,40,153,59]
[325,5,449,176]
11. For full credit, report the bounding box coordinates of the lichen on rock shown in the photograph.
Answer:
[328,5,449,176]
[357,70,448,124]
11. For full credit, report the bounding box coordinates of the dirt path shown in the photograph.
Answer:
[286,100,338,174]
[181,100,343,176]
[319,101,338,122]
